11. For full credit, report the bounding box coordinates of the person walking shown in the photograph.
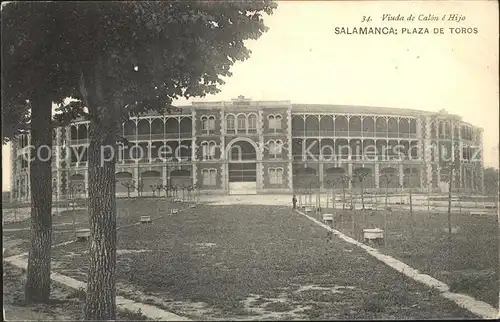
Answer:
[292,194,297,209]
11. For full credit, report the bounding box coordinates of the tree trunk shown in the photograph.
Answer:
[85,121,117,320]
[25,93,53,303]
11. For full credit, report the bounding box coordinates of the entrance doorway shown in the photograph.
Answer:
[227,140,257,195]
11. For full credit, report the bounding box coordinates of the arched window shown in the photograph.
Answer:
[208,116,216,131]
[237,114,246,134]
[409,119,417,136]
[201,141,216,160]
[226,115,235,134]
[268,140,275,157]
[267,139,283,158]
[208,141,217,159]
[201,115,216,134]
[430,120,437,139]
[444,121,451,138]
[201,116,208,131]
[200,141,209,159]
[387,118,398,137]
[78,124,88,141]
[274,115,282,130]
[439,121,445,138]
[268,114,282,132]
[268,115,275,130]
[209,169,217,185]
[275,140,283,156]
[248,114,257,133]
[70,126,78,141]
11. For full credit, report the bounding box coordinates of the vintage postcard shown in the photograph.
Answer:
[2,0,498,320]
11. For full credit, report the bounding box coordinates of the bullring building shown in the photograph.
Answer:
[10,96,485,200]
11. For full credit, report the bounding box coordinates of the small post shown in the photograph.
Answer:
[332,186,336,210]
[326,188,330,209]
[349,180,354,210]
[70,186,76,239]
[384,176,389,209]
[384,209,388,248]
[427,185,431,214]
[351,209,355,238]
[447,163,453,236]
[332,207,335,228]
[409,166,414,239]
[317,181,321,215]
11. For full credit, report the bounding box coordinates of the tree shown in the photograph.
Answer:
[339,175,350,210]
[352,168,371,210]
[6,2,277,318]
[71,3,276,319]
[2,2,78,303]
[193,183,201,202]
[136,181,144,197]
[325,179,336,209]
[150,183,163,197]
[380,170,395,209]
[180,184,187,201]
[172,184,179,199]
[121,179,136,198]
[186,185,194,202]
[162,184,171,198]
[156,184,163,197]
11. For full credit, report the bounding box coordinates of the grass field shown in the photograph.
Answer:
[2,198,188,257]
[3,198,495,319]
[47,201,478,320]
[314,207,499,308]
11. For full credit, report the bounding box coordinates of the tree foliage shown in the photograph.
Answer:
[3,1,277,134]
[3,1,277,319]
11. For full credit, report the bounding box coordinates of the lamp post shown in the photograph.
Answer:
[68,183,76,238]
[325,179,337,210]
[446,161,458,236]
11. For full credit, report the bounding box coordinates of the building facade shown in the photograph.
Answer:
[10,96,485,201]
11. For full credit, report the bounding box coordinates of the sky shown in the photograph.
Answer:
[2,0,498,191]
